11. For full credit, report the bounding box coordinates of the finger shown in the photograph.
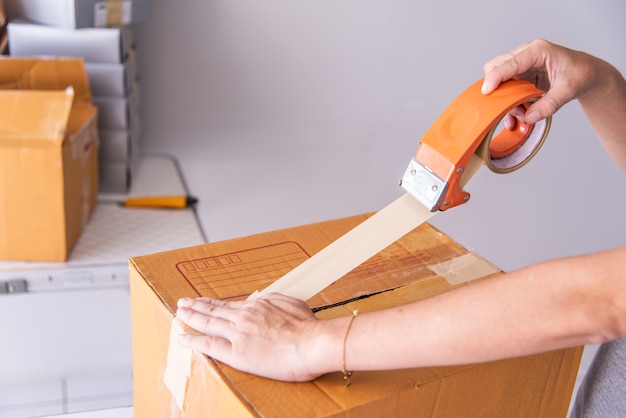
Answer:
[176,306,234,338]
[483,42,532,76]
[177,297,242,320]
[178,332,233,361]
[482,41,545,94]
[525,87,565,123]
[178,296,229,309]
[502,113,516,130]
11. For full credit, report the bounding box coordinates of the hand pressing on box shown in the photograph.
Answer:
[176,294,340,382]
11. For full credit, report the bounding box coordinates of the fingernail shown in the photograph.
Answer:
[503,117,513,130]
[481,80,490,94]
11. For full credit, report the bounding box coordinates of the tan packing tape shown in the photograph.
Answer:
[251,154,484,301]
[164,319,193,410]
[429,252,501,285]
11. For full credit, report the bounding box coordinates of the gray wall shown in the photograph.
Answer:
[136,0,626,272]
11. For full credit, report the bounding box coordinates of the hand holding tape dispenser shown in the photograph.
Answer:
[249,78,551,301]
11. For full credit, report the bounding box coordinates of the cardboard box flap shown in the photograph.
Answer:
[0,57,92,105]
[0,87,73,146]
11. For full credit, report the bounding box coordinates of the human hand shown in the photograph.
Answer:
[176,293,327,382]
[481,39,608,124]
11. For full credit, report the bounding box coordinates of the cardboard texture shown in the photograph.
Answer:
[0,58,98,261]
[130,215,583,418]
[7,19,133,63]
[5,0,151,29]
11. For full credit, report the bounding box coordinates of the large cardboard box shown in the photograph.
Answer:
[0,58,98,261]
[130,215,583,417]
[5,0,151,29]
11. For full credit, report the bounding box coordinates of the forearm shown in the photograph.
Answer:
[312,244,626,374]
[578,61,626,172]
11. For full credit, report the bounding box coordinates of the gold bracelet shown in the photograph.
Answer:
[342,309,360,387]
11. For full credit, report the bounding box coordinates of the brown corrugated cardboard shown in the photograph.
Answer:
[5,0,151,29]
[0,58,98,261]
[130,215,583,418]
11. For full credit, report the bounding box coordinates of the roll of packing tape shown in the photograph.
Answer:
[479,104,552,174]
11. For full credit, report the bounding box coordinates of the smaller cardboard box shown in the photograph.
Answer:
[130,215,583,418]
[7,19,133,63]
[5,0,151,29]
[0,58,98,261]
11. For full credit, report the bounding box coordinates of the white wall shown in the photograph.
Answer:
[135,0,626,272]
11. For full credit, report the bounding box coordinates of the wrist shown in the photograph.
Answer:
[304,316,350,378]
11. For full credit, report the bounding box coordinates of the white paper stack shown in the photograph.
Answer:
[6,1,150,193]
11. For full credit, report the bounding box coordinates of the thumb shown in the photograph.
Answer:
[525,86,567,124]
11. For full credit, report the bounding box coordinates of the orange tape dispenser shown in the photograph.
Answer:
[400,79,551,211]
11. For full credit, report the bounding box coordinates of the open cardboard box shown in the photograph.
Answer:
[0,58,98,261]
[130,214,583,417]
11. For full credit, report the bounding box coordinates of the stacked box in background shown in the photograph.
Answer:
[5,0,151,193]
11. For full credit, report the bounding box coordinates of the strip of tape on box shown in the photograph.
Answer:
[428,252,500,285]
[164,318,193,411]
